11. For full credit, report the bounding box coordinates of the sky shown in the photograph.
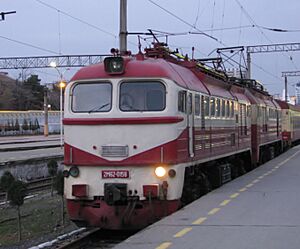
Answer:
[1,0,300,97]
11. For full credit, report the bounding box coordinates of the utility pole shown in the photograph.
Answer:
[119,0,127,54]
[44,88,49,136]
[282,71,300,103]
[246,51,251,79]
[284,76,288,102]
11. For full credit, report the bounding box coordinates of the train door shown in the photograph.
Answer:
[187,92,194,157]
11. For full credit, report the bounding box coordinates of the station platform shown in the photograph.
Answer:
[114,145,300,249]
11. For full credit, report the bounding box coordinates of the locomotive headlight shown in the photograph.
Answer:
[104,57,124,74]
[155,166,167,178]
[69,166,80,178]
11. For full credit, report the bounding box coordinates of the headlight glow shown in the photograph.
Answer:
[155,166,167,178]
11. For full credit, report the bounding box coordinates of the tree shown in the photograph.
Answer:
[54,170,65,226]
[14,119,20,132]
[0,171,15,201]
[47,159,58,197]
[7,180,27,242]
[22,119,29,133]
[23,75,45,109]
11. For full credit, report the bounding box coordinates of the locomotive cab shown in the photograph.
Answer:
[63,56,189,229]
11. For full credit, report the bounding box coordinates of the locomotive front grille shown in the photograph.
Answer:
[101,145,129,157]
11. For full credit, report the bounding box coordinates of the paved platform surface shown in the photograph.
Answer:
[0,135,63,163]
[114,145,300,249]
[0,134,60,145]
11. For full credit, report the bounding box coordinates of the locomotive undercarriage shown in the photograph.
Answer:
[67,197,180,229]
[181,151,252,205]
[259,141,283,164]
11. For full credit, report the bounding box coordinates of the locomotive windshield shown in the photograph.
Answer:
[71,82,112,113]
[120,81,166,112]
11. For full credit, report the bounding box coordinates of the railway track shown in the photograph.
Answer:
[45,228,136,249]
[0,177,52,202]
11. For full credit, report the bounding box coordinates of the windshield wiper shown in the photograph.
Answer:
[88,103,110,113]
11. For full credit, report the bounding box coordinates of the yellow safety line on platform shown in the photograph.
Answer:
[192,217,207,225]
[230,193,239,199]
[208,208,220,215]
[173,227,193,238]
[220,199,231,206]
[156,242,172,249]
[153,148,300,249]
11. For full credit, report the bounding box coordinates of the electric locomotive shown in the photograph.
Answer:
[63,44,283,229]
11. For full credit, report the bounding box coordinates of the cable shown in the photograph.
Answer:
[251,61,282,81]
[196,25,255,33]
[220,0,226,42]
[147,0,225,46]
[0,35,59,54]
[235,0,298,71]
[35,0,117,39]
[234,0,272,44]
[211,0,216,36]
[191,0,201,31]
[258,25,300,33]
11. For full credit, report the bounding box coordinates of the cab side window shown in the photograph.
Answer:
[178,91,187,113]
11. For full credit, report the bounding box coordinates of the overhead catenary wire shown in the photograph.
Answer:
[0,35,59,54]
[191,0,201,32]
[234,0,298,71]
[35,0,117,39]
[147,0,226,46]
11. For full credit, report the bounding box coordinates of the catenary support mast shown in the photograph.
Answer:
[119,0,127,54]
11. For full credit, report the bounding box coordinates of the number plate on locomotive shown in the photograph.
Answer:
[102,170,129,179]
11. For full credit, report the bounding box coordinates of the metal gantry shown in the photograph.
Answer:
[245,42,300,79]
[0,54,109,69]
[247,43,300,54]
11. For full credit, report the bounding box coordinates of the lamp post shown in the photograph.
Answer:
[50,61,66,149]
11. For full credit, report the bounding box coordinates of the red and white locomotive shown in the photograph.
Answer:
[63,44,300,229]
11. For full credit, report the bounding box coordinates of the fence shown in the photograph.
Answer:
[0,110,60,136]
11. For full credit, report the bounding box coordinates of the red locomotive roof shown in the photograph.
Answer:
[275,99,289,109]
[71,57,211,93]
[276,99,300,111]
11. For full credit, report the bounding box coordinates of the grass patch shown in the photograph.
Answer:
[0,194,73,247]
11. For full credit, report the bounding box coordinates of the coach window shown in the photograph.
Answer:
[210,97,215,116]
[226,100,230,117]
[72,82,112,113]
[216,98,221,117]
[187,93,192,114]
[195,94,200,116]
[221,99,226,117]
[232,101,235,117]
[204,96,210,117]
[120,81,166,112]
